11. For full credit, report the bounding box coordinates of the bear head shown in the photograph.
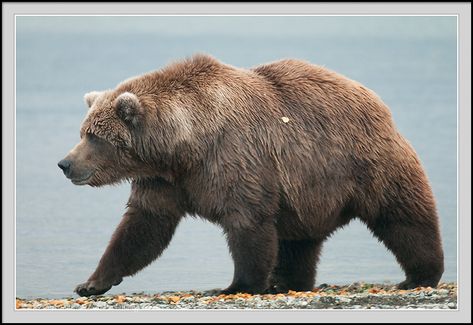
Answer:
[58,89,165,186]
[58,55,230,187]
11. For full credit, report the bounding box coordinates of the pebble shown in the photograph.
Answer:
[338,297,352,303]
[94,301,107,308]
[15,282,457,310]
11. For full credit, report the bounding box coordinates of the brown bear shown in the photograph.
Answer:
[58,54,444,297]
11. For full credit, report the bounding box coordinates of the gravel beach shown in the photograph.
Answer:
[16,282,457,310]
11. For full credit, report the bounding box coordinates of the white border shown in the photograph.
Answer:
[4,3,471,323]
[13,13,461,307]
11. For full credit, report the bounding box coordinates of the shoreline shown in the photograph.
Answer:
[16,282,457,310]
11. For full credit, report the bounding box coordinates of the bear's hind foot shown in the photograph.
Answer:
[396,276,442,290]
[219,283,268,295]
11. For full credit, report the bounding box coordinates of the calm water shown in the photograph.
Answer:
[16,16,457,299]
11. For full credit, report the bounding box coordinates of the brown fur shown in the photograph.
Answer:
[58,54,444,296]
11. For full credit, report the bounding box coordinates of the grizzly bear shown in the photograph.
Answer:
[58,54,444,297]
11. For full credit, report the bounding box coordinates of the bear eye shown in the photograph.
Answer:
[86,133,103,143]
[85,133,117,150]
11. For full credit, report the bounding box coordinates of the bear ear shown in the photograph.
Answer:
[84,91,103,109]
[114,92,144,126]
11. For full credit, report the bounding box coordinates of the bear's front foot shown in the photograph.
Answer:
[74,277,122,297]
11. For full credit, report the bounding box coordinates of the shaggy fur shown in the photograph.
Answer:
[58,54,444,297]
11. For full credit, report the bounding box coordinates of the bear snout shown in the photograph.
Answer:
[57,159,72,176]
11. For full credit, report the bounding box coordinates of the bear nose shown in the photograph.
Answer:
[58,159,71,174]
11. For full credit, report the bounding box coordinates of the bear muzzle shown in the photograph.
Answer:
[58,158,95,185]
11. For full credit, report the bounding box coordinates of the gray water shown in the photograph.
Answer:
[16,16,457,299]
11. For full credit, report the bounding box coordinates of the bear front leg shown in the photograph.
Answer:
[74,206,182,297]
[221,217,278,295]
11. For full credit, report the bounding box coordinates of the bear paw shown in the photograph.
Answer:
[265,284,289,294]
[74,277,122,297]
[220,284,267,295]
[396,278,440,290]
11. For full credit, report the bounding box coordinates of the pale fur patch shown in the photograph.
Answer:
[83,91,105,122]
[211,83,232,107]
[202,83,231,132]
[84,91,103,108]
[167,103,193,144]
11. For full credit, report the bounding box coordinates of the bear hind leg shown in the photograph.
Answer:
[364,201,444,289]
[268,239,322,293]
[221,217,279,295]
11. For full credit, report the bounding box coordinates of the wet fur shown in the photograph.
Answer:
[69,54,444,296]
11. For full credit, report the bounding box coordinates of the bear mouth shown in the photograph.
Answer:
[71,172,94,185]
